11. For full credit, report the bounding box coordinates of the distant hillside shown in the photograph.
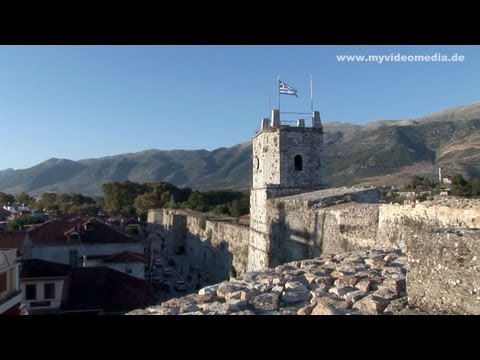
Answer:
[1,101,480,195]
[0,142,253,196]
[325,103,480,186]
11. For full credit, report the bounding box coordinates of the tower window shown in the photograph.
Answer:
[294,155,303,171]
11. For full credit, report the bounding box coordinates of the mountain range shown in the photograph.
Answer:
[1,101,480,196]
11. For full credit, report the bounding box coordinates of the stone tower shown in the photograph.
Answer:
[247,109,326,271]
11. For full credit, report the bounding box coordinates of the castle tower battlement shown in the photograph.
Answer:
[252,109,326,194]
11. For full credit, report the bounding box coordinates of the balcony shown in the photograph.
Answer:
[0,289,22,314]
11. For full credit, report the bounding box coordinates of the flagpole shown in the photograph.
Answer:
[278,75,280,111]
[310,75,314,113]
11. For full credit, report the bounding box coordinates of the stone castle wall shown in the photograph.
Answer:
[148,209,250,287]
[247,189,269,272]
[377,200,480,249]
[148,198,480,314]
[256,188,379,268]
[322,204,380,254]
[257,196,480,266]
[407,229,480,314]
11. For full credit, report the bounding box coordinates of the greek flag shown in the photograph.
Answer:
[279,79,298,97]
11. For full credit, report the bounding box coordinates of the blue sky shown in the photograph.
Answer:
[0,45,479,170]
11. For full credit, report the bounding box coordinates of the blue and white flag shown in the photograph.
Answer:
[279,79,298,97]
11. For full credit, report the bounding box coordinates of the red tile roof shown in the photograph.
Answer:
[20,259,72,278]
[0,208,12,217]
[2,302,23,315]
[28,217,140,246]
[0,231,27,253]
[102,251,147,264]
[62,267,152,313]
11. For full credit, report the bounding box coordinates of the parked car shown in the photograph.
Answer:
[154,257,163,266]
[163,267,173,277]
[175,280,187,291]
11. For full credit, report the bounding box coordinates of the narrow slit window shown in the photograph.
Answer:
[294,155,303,171]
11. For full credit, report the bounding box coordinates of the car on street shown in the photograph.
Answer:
[163,267,173,277]
[175,280,187,291]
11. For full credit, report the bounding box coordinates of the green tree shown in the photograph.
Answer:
[0,192,15,207]
[95,196,105,209]
[212,204,229,215]
[451,174,471,197]
[15,192,34,207]
[55,193,72,213]
[133,182,192,217]
[229,195,250,217]
[184,192,207,212]
[71,193,94,206]
[102,181,146,216]
[134,192,160,218]
[8,216,44,230]
[471,179,480,197]
[69,203,100,215]
[411,175,424,190]
[35,192,59,212]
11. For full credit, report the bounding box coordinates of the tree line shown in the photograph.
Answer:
[449,174,480,198]
[0,181,250,220]
[380,173,480,204]
[404,173,480,197]
[0,191,100,214]
[101,181,249,218]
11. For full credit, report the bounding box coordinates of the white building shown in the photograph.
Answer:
[0,248,22,315]
[20,259,71,315]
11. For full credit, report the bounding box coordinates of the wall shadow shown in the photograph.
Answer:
[268,202,320,268]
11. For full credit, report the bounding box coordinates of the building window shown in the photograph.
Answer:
[25,284,37,300]
[44,283,55,299]
[0,271,6,293]
[84,223,94,231]
[69,250,78,267]
[68,232,79,241]
[294,155,303,171]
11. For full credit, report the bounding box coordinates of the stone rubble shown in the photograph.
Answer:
[127,246,425,315]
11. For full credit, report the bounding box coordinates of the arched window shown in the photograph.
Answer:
[294,155,303,171]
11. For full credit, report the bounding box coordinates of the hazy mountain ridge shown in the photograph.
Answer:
[1,102,480,195]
